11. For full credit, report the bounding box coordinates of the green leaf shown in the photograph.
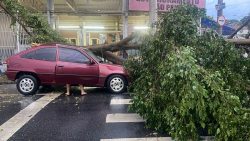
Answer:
[217,128,221,134]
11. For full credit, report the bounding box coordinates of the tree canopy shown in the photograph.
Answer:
[0,0,66,43]
[126,5,250,141]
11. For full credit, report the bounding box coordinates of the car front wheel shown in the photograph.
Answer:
[16,75,39,96]
[107,75,127,94]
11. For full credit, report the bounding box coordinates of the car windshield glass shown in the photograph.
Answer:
[83,49,102,63]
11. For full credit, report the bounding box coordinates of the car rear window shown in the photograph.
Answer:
[22,47,56,61]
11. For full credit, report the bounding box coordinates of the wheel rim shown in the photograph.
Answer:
[19,78,34,93]
[110,77,124,92]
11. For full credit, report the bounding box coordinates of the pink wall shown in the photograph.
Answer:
[129,0,206,12]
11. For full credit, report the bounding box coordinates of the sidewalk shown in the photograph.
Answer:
[0,75,13,85]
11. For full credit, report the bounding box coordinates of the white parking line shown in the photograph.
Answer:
[100,137,173,141]
[110,98,131,105]
[0,93,61,141]
[0,94,46,97]
[106,113,145,123]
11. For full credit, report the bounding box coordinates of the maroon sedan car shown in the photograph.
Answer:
[6,44,128,95]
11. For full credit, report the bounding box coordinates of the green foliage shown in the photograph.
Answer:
[2,0,67,43]
[125,5,250,141]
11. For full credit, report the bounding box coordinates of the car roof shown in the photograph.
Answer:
[36,43,88,51]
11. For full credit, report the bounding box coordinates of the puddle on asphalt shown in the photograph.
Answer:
[18,97,36,109]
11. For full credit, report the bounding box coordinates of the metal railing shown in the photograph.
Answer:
[0,12,30,62]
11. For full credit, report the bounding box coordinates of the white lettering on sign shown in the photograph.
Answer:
[129,0,206,11]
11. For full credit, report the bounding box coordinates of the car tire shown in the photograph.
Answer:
[16,75,39,96]
[107,75,127,94]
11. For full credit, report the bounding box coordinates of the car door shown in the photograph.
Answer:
[55,47,99,86]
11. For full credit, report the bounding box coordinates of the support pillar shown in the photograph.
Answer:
[122,0,128,38]
[47,0,55,29]
[16,17,20,53]
[115,22,120,42]
[86,32,90,46]
[149,0,157,33]
[79,26,84,46]
[122,0,129,57]
[78,22,86,46]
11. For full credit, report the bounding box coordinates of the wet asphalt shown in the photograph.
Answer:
[0,84,164,141]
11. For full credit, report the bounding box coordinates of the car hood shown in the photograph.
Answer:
[99,63,124,70]
[98,63,128,76]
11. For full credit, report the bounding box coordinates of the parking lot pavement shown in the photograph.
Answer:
[0,93,43,126]
[0,85,168,141]
[0,85,44,127]
[0,84,19,94]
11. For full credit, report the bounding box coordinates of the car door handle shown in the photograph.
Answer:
[57,65,64,67]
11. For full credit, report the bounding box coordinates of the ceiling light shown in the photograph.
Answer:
[134,26,149,30]
[58,26,80,29]
[84,26,104,29]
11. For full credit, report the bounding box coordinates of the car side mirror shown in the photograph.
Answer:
[89,59,95,65]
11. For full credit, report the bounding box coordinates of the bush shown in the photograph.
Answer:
[125,5,250,141]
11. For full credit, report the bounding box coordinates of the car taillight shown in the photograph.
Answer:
[3,59,8,70]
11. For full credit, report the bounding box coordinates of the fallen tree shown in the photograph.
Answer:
[125,5,250,141]
[1,0,248,65]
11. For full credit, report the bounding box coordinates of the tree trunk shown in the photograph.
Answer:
[82,34,138,64]
[226,39,250,45]
[228,18,250,39]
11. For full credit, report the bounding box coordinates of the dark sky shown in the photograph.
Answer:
[206,0,250,21]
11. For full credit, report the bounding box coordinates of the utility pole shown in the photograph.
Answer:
[216,0,225,35]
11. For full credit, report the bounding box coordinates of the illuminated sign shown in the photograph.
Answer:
[129,0,206,11]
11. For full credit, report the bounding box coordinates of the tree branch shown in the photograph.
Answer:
[228,17,250,39]
[83,33,136,51]
[0,1,32,36]
[94,51,124,65]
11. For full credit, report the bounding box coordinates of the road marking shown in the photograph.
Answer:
[110,98,131,105]
[0,94,45,97]
[106,113,145,123]
[0,93,61,141]
[100,137,173,141]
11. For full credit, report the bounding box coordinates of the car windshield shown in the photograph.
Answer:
[83,49,102,63]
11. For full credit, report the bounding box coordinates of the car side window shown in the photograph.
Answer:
[22,50,36,59]
[34,48,56,61]
[59,47,89,63]
[22,48,56,61]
